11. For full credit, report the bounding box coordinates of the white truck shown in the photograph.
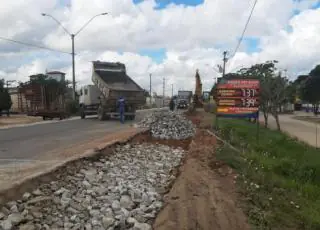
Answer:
[79,61,146,120]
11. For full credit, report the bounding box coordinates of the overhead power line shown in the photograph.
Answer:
[229,0,258,59]
[0,36,71,54]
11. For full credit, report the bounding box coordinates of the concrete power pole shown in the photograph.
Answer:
[171,84,173,97]
[222,51,228,78]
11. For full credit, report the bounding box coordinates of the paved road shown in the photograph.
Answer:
[261,114,320,147]
[0,108,168,163]
[0,117,135,162]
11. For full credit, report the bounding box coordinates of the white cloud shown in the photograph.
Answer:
[0,0,319,95]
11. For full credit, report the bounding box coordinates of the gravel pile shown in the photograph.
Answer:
[137,111,195,140]
[0,143,185,230]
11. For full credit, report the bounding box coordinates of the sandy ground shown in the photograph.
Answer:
[0,127,143,190]
[153,118,250,229]
[0,115,42,127]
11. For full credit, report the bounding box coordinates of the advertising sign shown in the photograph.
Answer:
[216,79,260,118]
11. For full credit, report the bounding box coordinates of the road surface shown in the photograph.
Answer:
[261,114,320,147]
[0,117,135,162]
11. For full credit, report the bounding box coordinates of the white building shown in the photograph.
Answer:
[46,71,66,82]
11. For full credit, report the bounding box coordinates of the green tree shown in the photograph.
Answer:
[300,65,320,115]
[268,73,288,130]
[0,79,13,116]
[235,60,278,128]
[227,60,290,130]
[284,81,296,104]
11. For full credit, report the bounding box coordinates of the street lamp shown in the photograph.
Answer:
[42,12,108,100]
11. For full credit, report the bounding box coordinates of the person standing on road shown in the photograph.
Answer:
[117,96,125,124]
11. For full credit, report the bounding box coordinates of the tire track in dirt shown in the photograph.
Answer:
[153,129,250,230]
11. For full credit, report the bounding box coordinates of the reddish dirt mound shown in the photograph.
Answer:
[153,129,250,230]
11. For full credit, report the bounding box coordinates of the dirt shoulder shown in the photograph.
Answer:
[153,129,250,230]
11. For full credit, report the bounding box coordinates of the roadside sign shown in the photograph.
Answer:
[216,79,260,118]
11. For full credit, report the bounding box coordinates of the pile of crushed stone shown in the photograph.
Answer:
[137,111,195,140]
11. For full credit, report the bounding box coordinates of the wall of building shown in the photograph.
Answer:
[8,88,28,113]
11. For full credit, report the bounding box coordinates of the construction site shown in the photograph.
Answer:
[0,67,245,230]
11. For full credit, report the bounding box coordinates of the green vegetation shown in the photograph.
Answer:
[0,79,12,116]
[215,118,320,229]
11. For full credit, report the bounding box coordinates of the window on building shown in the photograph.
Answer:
[84,88,88,95]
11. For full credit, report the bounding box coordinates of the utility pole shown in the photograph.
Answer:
[171,84,173,97]
[149,73,152,105]
[42,12,108,100]
[163,77,165,107]
[222,51,228,78]
[71,34,76,100]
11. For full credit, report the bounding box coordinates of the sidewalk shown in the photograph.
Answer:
[261,114,320,148]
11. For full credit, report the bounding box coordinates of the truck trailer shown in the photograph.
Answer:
[19,76,69,120]
[79,61,146,120]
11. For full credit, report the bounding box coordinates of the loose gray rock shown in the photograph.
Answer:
[19,223,36,230]
[137,111,195,140]
[32,189,43,196]
[0,212,5,220]
[111,200,121,211]
[120,195,134,210]
[102,216,115,228]
[133,221,152,230]
[0,219,12,230]
[22,192,31,201]
[7,213,24,225]
[0,143,185,229]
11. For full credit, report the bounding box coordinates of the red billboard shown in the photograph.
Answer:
[216,79,260,117]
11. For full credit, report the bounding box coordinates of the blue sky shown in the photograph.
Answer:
[133,0,204,8]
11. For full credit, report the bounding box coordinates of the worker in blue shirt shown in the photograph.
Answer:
[117,96,125,124]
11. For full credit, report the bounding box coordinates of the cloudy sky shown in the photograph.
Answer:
[0,0,319,95]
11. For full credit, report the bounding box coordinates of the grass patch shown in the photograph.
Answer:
[215,118,320,230]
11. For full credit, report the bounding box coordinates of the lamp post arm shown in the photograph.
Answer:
[42,13,71,36]
[74,13,108,36]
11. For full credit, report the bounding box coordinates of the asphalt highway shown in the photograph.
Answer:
[0,117,134,162]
